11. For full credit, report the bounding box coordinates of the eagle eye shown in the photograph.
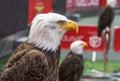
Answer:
[57,20,66,25]
[50,26,56,29]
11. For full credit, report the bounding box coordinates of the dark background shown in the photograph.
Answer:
[53,0,66,14]
[0,0,28,39]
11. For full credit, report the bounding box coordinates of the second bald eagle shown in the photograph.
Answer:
[59,40,87,81]
[98,5,115,37]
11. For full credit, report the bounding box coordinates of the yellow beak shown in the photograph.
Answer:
[60,20,79,33]
[82,41,88,47]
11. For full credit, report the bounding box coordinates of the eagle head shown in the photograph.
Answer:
[28,13,79,51]
[70,40,88,54]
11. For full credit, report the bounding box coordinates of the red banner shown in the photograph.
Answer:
[99,0,107,7]
[66,0,107,11]
[74,0,100,8]
[114,26,120,51]
[28,0,52,24]
[66,0,74,11]
[117,0,120,7]
[61,24,110,51]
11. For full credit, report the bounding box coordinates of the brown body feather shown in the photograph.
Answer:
[0,41,60,81]
[98,5,115,37]
[59,52,84,81]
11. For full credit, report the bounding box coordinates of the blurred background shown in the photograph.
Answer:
[0,0,120,80]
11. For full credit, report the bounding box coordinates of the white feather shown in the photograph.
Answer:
[28,13,68,52]
[70,40,85,55]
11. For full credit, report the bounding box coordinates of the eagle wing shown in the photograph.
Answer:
[59,54,84,81]
[98,5,114,37]
[0,49,48,81]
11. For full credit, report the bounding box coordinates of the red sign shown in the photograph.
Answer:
[61,24,110,51]
[66,0,107,11]
[117,0,120,7]
[99,0,107,7]
[66,0,74,11]
[114,26,120,51]
[74,0,100,8]
[28,0,52,24]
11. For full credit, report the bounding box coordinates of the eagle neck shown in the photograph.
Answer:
[28,31,61,52]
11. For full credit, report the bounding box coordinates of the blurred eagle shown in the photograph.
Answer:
[59,40,87,81]
[0,13,78,81]
[98,5,115,37]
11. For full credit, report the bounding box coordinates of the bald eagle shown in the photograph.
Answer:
[98,5,115,37]
[59,40,87,81]
[0,13,78,81]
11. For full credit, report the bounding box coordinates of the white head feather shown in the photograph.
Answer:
[70,40,87,55]
[28,13,69,51]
